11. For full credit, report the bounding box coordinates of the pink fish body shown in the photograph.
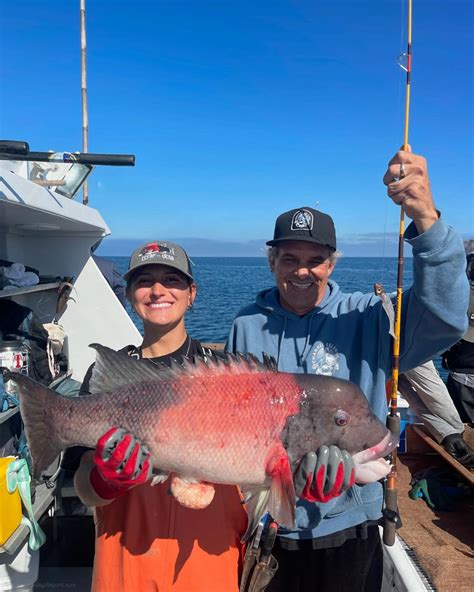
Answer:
[9,344,397,537]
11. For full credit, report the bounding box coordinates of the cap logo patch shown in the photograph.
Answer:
[139,242,175,262]
[291,209,313,231]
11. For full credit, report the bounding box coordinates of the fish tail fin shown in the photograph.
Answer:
[6,371,62,479]
[241,447,296,541]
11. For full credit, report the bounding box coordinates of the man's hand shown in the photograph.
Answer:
[383,146,439,234]
[294,445,356,503]
[90,426,152,499]
[441,433,474,470]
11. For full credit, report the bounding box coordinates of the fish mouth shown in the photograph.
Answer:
[351,431,399,484]
[352,431,398,465]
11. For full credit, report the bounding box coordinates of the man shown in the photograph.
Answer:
[442,243,474,425]
[227,148,469,591]
[399,361,474,468]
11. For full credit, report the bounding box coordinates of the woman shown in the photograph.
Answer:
[74,240,247,592]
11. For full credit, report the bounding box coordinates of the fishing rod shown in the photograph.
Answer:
[383,0,412,547]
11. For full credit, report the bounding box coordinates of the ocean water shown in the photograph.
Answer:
[109,255,449,378]
[111,256,413,343]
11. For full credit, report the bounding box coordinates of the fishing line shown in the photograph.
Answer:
[382,0,413,548]
[379,0,408,287]
[33,290,58,321]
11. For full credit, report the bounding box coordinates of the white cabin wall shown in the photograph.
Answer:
[1,166,140,383]
[3,231,102,277]
[59,256,141,381]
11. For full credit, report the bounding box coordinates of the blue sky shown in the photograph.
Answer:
[0,0,472,256]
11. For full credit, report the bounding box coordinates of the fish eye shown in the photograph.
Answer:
[334,409,349,427]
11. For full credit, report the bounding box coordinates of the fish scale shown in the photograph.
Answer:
[143,372,301,484]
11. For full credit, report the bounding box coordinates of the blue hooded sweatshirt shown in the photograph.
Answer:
[227,219,468,540]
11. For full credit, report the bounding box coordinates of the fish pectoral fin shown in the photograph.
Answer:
[240,486,270,541]
[170,475,215,509]
[150,470,170,486]
[240,452,296,541]
[266,446,296,530]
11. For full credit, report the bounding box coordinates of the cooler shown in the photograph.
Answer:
[0,457,22,545]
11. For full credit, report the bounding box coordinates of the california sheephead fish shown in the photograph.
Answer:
[7,344,397,537]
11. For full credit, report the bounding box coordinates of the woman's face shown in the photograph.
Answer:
[127,264,196,334]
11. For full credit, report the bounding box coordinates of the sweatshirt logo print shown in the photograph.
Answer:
[311,342,339,375]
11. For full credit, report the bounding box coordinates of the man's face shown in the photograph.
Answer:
[271,241,335,315]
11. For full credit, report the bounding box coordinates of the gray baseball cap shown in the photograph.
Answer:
[123,240,193,282]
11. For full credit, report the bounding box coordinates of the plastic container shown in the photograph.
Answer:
[0,339,29,401]
[397,395,410,453]
[397,395,421,453]
[0,457,22,545]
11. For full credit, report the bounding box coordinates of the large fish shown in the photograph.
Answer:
[7,344,397,537]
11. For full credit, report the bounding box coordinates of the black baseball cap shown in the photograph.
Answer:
[123,240,193,282]
[266,207,337,250]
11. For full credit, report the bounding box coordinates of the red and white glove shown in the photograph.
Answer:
[90,426,152,500]
[294,445,356,503]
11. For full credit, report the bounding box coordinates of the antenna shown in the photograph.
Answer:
[80,0,89,205]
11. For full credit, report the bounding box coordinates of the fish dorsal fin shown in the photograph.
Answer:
[89,343,176,394]
[200,351,278,376]
[88,344,277,395]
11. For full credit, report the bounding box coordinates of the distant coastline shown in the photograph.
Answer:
[96,236,415,258]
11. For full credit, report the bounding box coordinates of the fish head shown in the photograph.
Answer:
[281,374,397,480]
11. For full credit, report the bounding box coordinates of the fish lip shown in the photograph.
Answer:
[351,431,398,465]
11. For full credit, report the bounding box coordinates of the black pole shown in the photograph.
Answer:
[0,141,29,155]
[0,142,135,167]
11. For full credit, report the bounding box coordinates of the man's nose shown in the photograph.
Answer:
[296,266,310,278]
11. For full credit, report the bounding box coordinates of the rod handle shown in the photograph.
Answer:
[386,414,401,438]
[383,487,399,546]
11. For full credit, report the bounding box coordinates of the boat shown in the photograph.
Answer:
[1,142,473,591]
[0,141,140,590]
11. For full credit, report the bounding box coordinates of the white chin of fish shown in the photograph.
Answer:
[351,431,396,483]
